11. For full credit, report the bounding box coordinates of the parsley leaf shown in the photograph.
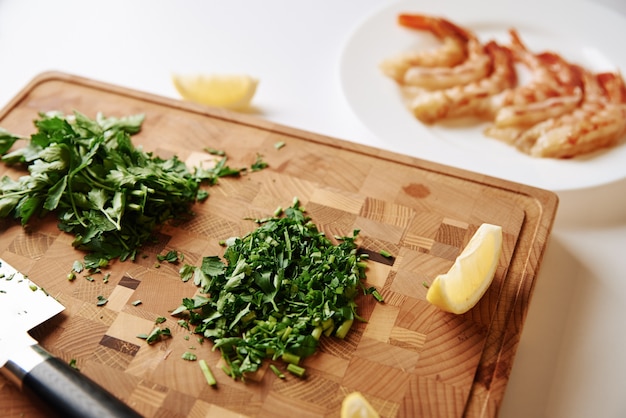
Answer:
[96,295,108,306]
[0,127,21,155]
[137,326,171,344]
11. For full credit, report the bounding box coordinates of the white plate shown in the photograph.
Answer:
[339,0,626,191]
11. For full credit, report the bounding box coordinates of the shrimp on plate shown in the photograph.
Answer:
[379,13,626,159]
[379,14,469,82]
[484,30,584,143]
[515,69,626,158]
[406,41,517,123]
[401,19,491,90]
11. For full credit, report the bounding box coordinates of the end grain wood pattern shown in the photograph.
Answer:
[0,72,557,418]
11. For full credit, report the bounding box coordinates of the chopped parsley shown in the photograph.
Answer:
[137,326,171,344]
[156,250,184,263]
[96,295,108,306]
[250,153,268,171]
[171,198,380,380]
[181,351,197,361]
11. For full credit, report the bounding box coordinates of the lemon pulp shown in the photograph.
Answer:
[341,392,380,418]
[426,223,502,314]
[171,73,258,109]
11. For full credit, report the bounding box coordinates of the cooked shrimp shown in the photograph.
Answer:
[406,41,517,123]
[485,60,584,144]
[403,36,491,89]
[516,69,626,158]
[492,30,583,128]
[484,31,584,144]
[379,14,469,82]
[482,125,525,144]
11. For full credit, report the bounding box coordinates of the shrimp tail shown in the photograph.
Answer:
[597,71,626,104]
[380,14,471,81]
[398,14,471,42]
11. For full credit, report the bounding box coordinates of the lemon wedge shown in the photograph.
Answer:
[171,73,258,109]
[426,223,502,314]
[341,392,380,418]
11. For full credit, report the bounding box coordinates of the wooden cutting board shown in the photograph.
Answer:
[0,72,557,418]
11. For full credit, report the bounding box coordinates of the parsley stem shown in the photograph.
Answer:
[269,364,285,379]
[199,359,217,386]
[380,249,392,258]
[311,326,323,340]
[286,363,306,378]
[335,319,353,339]
[82,167,117,192]
[371,289,384,302]
[281,352,301,365]
[67,147,100,228]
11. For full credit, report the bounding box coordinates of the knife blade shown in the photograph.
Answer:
[0,258,142,418]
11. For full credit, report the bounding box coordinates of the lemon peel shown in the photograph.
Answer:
[171,73,258,109]
[426,223,502,314]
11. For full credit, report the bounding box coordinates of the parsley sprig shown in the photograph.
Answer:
[173,199,376,380]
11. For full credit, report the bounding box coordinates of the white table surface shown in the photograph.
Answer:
[1,1,625,417]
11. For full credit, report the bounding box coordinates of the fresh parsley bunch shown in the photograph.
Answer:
[0,111,210,268]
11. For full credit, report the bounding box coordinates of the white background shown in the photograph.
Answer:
[1,1,626,417]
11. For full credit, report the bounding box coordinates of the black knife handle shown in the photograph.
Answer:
[10,345,142,418]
